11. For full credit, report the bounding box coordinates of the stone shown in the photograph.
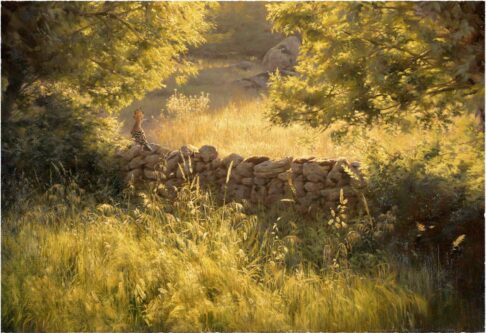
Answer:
[304,181,324,192]
[129,155,145,170]
[233,185,251,201]
[229,172,243,182]
[253,177,268,186]
[144,154,163,169]
[254,157,292,178]
[244,156,270,164]
[327,158,348,184]
[125,168,142,183]
[306,173,325,183]
[155,146,171,156]
[121,145,143,161]
[194,162,207,173]
[216,168,229,178]
[293,157,315,163]
[166,178,183,188]
[277,170,292,181]
[222,153,244,167]
[304,191,321,201]
[321,186,354,202]
[345,164,367,189]
[180,144,199,157]
[167,150,181,160]
[191,154,202,162]
[176,162,192,179]
[234,60,253,71]
[265,193,285,205]
[262,36,300,72]
[268,178,284,195]
[315,159,336,167]
[166,157,181,173]
[302,162,330,180]
[241,177,254,186]
[292,178,306,197]
[144,169,166,181]
[211,158,222,169]
[234,162,254,178]
[250,186,267,203]
[199,145,218,162]
[291,162,303,174]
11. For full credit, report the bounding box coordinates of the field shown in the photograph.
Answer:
[3,58,484,331]
[2,2,484,332]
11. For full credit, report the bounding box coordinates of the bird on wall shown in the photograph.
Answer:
[131,108,153,151]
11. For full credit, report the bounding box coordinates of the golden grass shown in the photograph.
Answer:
[2,184,431,332]
[151,97,355,159]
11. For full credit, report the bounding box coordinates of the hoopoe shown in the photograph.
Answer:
[131,108,153,151]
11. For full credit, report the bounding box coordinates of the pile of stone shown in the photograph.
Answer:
[117,144,366,214]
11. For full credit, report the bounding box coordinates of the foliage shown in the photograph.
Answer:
[191,2,281,59]
[162,90,210,119]
[1,2,211,120]
[1,95,128,207]
[350,116,484,309]
[12,180,481,331]
[266,2,484,136]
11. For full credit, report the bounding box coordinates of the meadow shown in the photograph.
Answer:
[2,2,484,331]
[2,176,478,331]
[3,71,484,330]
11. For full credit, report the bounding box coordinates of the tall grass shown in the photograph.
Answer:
[2,182,438,332]
[153,98,350,158]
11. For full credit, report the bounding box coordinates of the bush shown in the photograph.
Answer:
[354,117,484,312]
[1,94,129,207]
[162,90,211,119]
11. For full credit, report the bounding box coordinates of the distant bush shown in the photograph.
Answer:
[2,94,129,206]
[162,90,210,119]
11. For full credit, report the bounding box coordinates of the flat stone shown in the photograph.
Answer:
[254,158,291,177]
[244,156,270,164]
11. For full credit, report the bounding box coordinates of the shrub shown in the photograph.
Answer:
[1,94,129,207]
[162,90,210,119]
[353,117,484,312]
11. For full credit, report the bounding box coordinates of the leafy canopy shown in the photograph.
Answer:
[266,2,484,136]
[1,2,211,117]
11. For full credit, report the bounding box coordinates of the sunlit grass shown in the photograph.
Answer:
[2,183,433,331]
[152,98,350,159]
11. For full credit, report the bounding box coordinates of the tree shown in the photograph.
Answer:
[1,2,212,195]
[1,2,211,121]
[266,2,484,136]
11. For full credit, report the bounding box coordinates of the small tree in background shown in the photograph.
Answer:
[266,2,484,138]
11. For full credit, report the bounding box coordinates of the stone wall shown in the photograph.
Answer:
[117,143,366,214]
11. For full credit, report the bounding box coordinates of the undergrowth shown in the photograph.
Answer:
[2,178,480,331]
